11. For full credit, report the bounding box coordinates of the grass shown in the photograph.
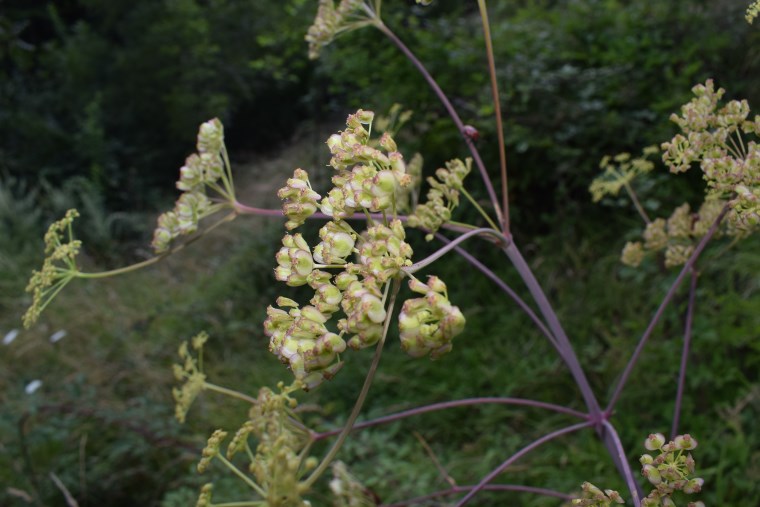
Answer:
[1,126,759,506]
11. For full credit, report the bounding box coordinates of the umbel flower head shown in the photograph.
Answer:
[398,276,465,359]
[661,80,760,232]
[570,482,624,506]
[639,433,704,507]
[193,383,316,507]
[589,146,658,203]
[172,332,209,424]
[305,0,376,60]
[266,110,466,388]
[278,168,322,230]
[621,199,727,268]
[152,119,234,253]
[24,209,82,328]
[265,297,347,390]
[408,158,472,240]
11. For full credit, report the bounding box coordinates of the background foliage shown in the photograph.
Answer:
[1,1,758,506]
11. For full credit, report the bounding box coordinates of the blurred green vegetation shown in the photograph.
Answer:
[1,1,759,506]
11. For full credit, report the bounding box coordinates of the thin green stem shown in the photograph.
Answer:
[460,186,500,231]
[204,383,258,405]
[220,145,236,201]
[216,454,267,498]
[75,212,237,279]
[302,278,402,489]
[477,0,510,234]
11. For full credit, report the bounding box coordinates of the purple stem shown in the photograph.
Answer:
[605,205,729,413]
[454,421,594,506]
[602,420,642,506]
[671,268,698,439]
[433,232,561,353]
[312,397,588,442]
[407,228,505,273]
[374,21,504,226]
[381,484,574,507]
[502,242,602,417]
[501,243,645,498]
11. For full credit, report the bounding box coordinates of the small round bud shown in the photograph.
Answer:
[645,433,666,451]
[463,124,479,141]
[674,434,698,450]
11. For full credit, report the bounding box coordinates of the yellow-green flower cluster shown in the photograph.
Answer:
[621,199,726,268]
[305,0,375,60]
[23,209,82,328]
[246,384,315,506]
[747,0,760,23]
[590,147,658,203]
[408,158,472,240]
[194,483,214,507]
[172,332,209,423]
[266,111,465,389]
[152,119,233,253]
[662,80,760,232]
[278,169,322,230]
[398,276,465,359]
[640,433,705,507]
[318,109,413,218]
[570,482,624,506]
[193,384,316,506]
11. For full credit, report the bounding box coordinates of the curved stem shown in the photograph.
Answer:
[374,21,504,226]
[460,186,500,231]
[454,421,594,506]
[313,397,587,441]
[434,232,561,354]
[602,420,642,506]
[671,268,698,439]
[216,453,267,497]
[204,382,258,405]
[477,0,510,234]
[382,484,573,507]
[606,205,728,413]
[76,211,237,279]
[502,243,602,417]
[302,279,402,489]
[405,228,506,274]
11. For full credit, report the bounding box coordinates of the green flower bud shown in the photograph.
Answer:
[642,464,662,485]
[196,118,224,154]
[645,433,666,451]
[275,233,315,286]
[674,434,698,450]
[278,169,321,230]
[683,478,704,494]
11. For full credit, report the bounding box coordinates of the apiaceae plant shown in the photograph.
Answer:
[21,1,760,506]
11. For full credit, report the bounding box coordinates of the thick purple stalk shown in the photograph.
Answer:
[671,268,698,438]
[374,21,504,226]
[606,205,729,413]
[502,242,602,417]
[381,484,573,507]
[312,397,587,441]
[454,421,594,506]
[501,242,645,496]
[602,420,642,505]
